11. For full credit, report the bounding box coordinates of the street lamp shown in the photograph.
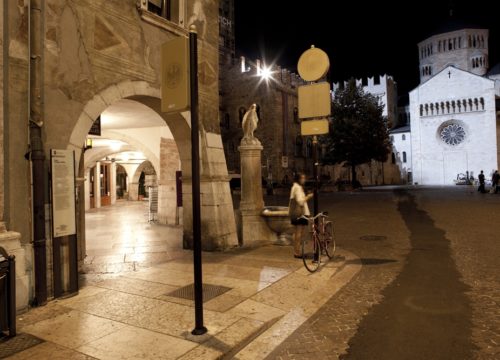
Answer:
[260,66,272,80]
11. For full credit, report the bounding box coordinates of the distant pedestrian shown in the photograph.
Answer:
[289,173,313,258]
[478,170,486,193]
[492,170,499,194]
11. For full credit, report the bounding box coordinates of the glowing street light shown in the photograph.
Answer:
[260,66,272,80]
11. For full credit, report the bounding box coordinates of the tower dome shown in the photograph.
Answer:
[418,20,488,83]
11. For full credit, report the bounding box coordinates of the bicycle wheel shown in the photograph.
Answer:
[323,221,336,259]
[302,232,320,272]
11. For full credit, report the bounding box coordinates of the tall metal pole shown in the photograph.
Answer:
[30,0,47,306]
[312,135,319,262]
[312,135,319,216]
[189,26,207,336]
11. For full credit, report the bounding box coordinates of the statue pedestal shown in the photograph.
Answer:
[0,222,29,311]
[238,141,275,247]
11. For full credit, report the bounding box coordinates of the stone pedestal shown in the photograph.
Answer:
[0,223,29,311]
[238,141,275,247]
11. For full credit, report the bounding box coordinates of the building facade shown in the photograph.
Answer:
[410,24,500,185]
[220,57,308,185]
[1,0,237,309]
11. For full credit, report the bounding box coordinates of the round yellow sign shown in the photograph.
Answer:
[297,46,330,82]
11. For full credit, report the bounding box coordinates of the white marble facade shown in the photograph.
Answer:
[410,66,499,185]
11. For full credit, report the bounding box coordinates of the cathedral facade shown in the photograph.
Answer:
[409,24,500,185]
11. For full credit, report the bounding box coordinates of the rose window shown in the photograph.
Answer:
[440,123,466,146]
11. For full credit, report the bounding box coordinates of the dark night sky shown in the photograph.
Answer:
[234,0,500,95]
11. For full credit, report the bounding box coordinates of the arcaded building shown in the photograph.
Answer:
[1,0,237,309]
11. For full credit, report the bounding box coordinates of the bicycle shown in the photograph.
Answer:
[300,212,336,273]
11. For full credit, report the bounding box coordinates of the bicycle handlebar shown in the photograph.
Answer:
[299,212,329,221]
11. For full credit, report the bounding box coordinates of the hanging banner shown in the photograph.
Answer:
[50,149,76,238]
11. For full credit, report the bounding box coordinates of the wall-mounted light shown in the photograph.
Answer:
[83,138,93,153]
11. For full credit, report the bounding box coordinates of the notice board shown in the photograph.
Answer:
[50,149,76,238]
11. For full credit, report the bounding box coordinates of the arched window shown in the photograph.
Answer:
[474,98,479,110]
[420,105,424,116]
[402,134,406,141]
[295,136,303,157]
[462,99,467,111]
[391,152,396,164]
[238,107,246,124]
[480,97,485,110]
[305,138,313,158]
[403,152,407,163]
[435,102,440,115]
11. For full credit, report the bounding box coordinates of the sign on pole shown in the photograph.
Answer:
[161,36,190,113]
[50,149,76,238]
[298,82,331,120]
[281,156,288,168]
[297,46,330,82]
[301,119,329,136]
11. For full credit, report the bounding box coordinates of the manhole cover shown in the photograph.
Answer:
[0,333,44,358]
[360,235,387,241]
[166,283,232,302]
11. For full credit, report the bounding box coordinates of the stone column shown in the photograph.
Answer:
[128,183,139,201]
[110,162,117,205]
[84,169,91,211]
[94,162,101,208]
[238,140,275,247]
[0,3,29,311]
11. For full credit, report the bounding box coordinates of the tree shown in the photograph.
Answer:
[323,79,391,186]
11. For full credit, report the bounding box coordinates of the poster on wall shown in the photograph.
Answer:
[50,149,76,238]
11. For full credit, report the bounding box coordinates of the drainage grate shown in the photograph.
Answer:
[0,333,44,358]
[166,283,232,302]
[360,235,387,241]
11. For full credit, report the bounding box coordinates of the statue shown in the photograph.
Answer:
[241,104,260,145]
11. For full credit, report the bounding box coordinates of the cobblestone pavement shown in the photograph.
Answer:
[267,187,500,359]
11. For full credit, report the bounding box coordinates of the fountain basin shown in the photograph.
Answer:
[261,206,293,245]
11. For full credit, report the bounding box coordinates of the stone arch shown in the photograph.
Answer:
[67,80,191,177]
[68,80,237,251]
[132,160,157,184]
[84,145,135,171]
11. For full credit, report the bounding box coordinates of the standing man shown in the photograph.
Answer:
[478,170,486,194]
[491,170,499,194]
